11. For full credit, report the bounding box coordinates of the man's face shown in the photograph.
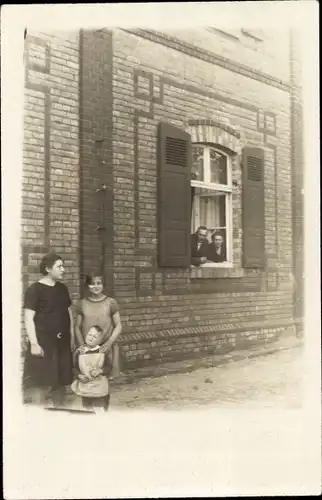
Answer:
[214,235,223,249]
[197,229,207,242]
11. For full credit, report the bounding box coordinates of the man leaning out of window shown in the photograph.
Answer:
[191,226,209,266]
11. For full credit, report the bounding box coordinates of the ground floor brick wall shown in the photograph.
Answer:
[290,31,304,329]
[118,291,294,332]
[21,31,80,353]
[21,28,301,372]
[119,324,296,369]
[106,29,296,368]
[79,29,114,296]
[115,289,294,369]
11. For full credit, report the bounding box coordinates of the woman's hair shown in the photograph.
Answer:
[39,253,63,275]
[211,231,224,242]
[84,271,103,287]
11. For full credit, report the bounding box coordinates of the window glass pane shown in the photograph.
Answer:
[210,149,227,184]
[219,195,226,227]
[192,193,227,233]
[192,190,227,237]
[202,193,226,234]
[191,188,229,264]
[192,147,204,182]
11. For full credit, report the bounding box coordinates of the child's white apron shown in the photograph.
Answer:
[71,352,109,397]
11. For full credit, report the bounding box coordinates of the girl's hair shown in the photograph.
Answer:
[90,325,103,334]
[84,271,103,287]
[40,253,63,275]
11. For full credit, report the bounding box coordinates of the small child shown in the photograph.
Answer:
[71,325,112,411]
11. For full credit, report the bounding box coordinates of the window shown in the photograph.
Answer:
[191,145,233,267]
[157,122,265,272]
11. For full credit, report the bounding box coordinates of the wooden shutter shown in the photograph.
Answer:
[158,123,192,267]
[191,186,195,218]
[242,147,265,268]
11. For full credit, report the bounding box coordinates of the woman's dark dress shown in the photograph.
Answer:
[23,281,73,388]
[207,244,227,263]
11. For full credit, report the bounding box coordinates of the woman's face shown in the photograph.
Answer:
[213,235,224,249]
[47,259,65,280]
[88,276,104,296]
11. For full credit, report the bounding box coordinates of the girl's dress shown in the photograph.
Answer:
[71,346,111,398]
[23,281,73,388]
[76,296,119,344]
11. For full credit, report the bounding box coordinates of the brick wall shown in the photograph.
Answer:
[289,30,304,327]
[22,31,80,350]
[108,28,296,368]
[22,27,301,370]
[79,29,114,296]
[159,28,291,83]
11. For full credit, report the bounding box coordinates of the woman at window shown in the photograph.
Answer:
[207,231,227,263]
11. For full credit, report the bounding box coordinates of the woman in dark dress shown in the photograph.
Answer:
[23,253,75,403]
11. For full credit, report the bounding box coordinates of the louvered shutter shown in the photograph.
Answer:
[158,123,192,267]
[242,147,265,268]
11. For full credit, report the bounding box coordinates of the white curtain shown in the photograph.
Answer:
[191,191,226,239]
[199,196,221,230]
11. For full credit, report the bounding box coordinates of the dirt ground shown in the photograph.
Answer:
[24,346,303,412]
[109,347,303,410]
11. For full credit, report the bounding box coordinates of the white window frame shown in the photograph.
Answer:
[191,144,233,268]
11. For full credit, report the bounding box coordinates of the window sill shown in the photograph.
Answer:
[200,262,232,268]
[190,266,244,279]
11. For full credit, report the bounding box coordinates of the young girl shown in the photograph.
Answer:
[23,253,75,404]
[75,273,122,376]
[71,325,111,411]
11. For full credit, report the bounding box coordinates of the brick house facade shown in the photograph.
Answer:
[21,27,304,370]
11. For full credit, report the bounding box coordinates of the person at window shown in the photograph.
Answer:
[191,226,209,266]
[207,232,227,263]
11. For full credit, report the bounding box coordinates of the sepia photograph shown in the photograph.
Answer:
[20,13,305,413]
[2,2,321,498]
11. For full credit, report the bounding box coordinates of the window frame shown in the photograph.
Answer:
[191,144,233,268]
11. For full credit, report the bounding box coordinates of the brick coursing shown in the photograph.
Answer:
[109,28,296,367]
[119,325,296,370]
[289,30,304,326]
[123,28,291,89]
[22,31,80,352]
[22,27,302,370]
[79,29,114,296]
